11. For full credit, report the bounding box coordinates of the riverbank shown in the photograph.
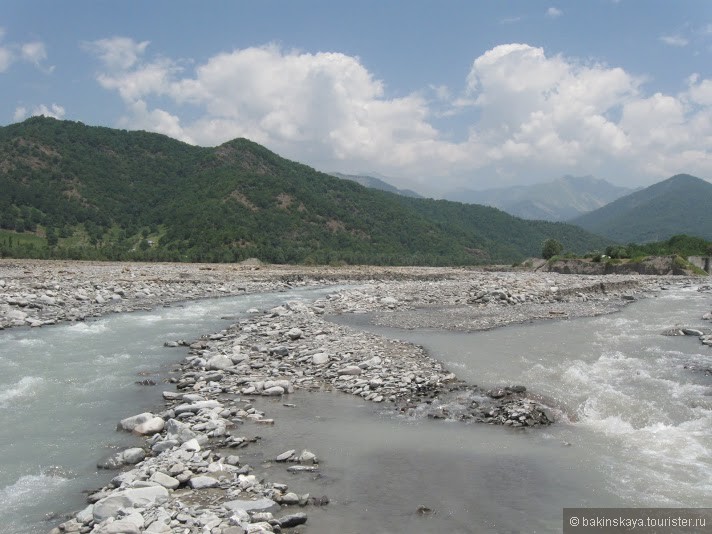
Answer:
[0,260,694,533]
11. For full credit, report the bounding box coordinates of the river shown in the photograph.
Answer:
[1,285,710,533]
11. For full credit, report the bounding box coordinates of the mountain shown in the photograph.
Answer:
[444,176,633,221]
[569,174,712,243]
[0,117,610,264]
[330,172,423,198]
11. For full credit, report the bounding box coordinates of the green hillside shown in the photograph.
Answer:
[0,117,610,265]
[570,174,712,242]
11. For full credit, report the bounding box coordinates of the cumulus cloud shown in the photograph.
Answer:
[546,7,563,18]
[86,37,712,191]
[0,30,51,73]
[660,34,689,47]
[84,37,150,71]
[21,41,46,64]
[13,103,66,121]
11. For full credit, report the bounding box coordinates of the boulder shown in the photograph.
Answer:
[189,475,220,489]
[93,486,169,522]
[118,412,154,432]
[133,417,165,435]
[150,471,180,490]
[206,354,233,371]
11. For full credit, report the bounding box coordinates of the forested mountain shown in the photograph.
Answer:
[330,172,423,198]
[444,175,632,221]
[0,117,610,264]
[570,174,712,242]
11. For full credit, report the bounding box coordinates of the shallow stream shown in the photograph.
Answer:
[1,286,710,533]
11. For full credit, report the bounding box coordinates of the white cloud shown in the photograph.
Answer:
[85,37,150,70]
[0,46,12,72]
[21,41,46,64]
[13,106,27,121]
[29,103,66,119]
[87,37,712,192]
[660,34,689,47]
[546,7,563,18]
[0,31,51,73]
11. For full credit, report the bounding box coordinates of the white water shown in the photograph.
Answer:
[0,287,334,534]
[341,287,712,512]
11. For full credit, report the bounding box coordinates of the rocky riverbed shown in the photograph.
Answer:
[0,260,698,534]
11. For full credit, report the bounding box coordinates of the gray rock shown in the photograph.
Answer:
[278,513,308,528]
[312,352,329,365]
[298,450,317,464]
[93,486,169,522]
[150,471,180,490]
[280,492,300,505]
[133,416,165,435]
[223,498,277,513]
[287,327,303,340]
[75,504,94,524]
[189,475,219,489]
[164,418,196,443]
[276,449,296,462]
[338,365,362,375]
[121,447,146,464]
[262,386,285,396]
[118,412,154,432]
[206,354,233,370]
[173,400,221,415]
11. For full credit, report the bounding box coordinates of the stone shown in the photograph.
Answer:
[121,447,146,464]
[150,471,180,490]
[287,465,319,473]
[287,328,303,340]
[118,412,155,432]
[223,498,277,513]
[298,450,317,464]
[206,354,234,370]
[278,513,308,528]
[280,492,300,505]
[189,475,219,489]
[75,504,94,524]
[262,386,285,396]
[94,520,140,534]
[181,438,201,452]
[312,352,329,365]
[133,417,165,435]
[276,449,296,462]
[93,486,169,522]
[173,400,221,415]
[338,365,362,375]
[164,418,196,443]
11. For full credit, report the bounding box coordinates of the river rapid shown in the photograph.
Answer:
[1,285,710,533]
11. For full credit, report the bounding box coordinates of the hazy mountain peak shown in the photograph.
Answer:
[443,175,632,221]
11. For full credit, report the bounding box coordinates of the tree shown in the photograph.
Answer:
[542,239,563,259]
[46,227,58,248]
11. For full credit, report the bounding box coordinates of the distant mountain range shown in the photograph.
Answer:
[0,117,610,265]
[570,174,712,243]
[330,172,423,198]
[443,176,633,221]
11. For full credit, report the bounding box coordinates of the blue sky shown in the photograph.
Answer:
[2,1,711,195]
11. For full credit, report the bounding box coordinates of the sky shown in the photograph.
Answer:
[2,1,712,196]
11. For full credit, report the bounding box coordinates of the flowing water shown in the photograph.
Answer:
[2,285,710,534]
[0,287,334,534]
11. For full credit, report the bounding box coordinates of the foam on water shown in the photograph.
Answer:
[0,469,70,513]
[65,321,110,335]
[0,376,45,407]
